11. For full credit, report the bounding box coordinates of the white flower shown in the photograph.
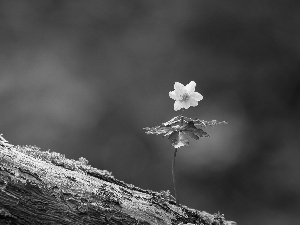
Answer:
[169,81,203,111]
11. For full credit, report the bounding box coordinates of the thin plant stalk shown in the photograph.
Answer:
[172,115,184,206]
[172,147,179,205]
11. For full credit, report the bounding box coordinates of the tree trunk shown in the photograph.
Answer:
[0,135,236,225]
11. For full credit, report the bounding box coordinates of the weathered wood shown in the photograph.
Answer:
[0,136,236,225]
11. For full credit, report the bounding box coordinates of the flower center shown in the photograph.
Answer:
[180,93,189,102]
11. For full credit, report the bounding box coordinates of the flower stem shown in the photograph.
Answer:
[172,147,179,206]
[171,114,184,206]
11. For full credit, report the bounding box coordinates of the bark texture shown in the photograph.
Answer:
[0,135,237,225]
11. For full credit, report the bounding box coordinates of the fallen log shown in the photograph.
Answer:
[0,135,236,225]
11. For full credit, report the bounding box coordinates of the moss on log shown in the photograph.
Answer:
[0,135,237,225]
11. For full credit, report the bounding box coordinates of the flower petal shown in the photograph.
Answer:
[174,100,183,111]
[174,82,185,97]
[181,100,190,109]
[185,81,196,94]
[174,82,184,89]
[169,91,179,100]
[189,98,198,107]
[190,92,203,101]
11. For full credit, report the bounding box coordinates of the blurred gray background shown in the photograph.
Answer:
[1,1,300,224]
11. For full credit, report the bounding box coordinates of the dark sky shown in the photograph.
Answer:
[1,1,299,224]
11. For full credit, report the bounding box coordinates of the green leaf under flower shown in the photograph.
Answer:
[144,116,227,148]
[168,131,189,148]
